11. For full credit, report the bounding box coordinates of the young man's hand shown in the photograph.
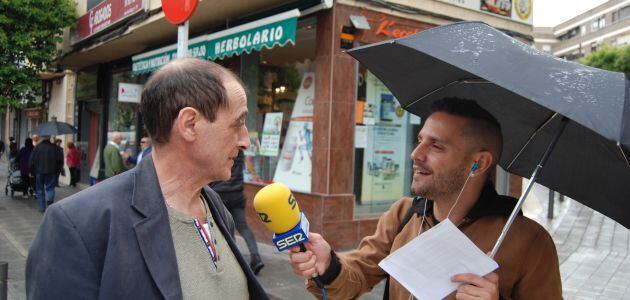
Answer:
[452,272,499,300]
[288,232,332,278]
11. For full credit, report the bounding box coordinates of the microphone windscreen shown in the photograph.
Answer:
[253,183,301,234]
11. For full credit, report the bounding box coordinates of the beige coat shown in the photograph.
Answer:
[308,184,562,300]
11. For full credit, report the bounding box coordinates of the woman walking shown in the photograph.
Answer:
[66,142,81,187]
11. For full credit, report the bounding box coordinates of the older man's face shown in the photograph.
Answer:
[140,137,151,150]
[191,78,250,182]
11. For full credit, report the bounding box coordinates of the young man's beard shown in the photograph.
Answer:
[411,161,469,200]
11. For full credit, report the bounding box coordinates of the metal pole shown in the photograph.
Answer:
[177,21,189,59]
[490,117,569,258]
[0,261,7,300]
[548,189,555,219]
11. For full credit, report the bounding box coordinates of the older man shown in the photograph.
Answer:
[26,58,268,299]
[103,132,126,178]
[289,98,562,299]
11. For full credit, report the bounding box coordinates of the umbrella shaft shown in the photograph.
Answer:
[490,117,569,258]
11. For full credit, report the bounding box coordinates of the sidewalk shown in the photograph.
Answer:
[1,161,629,299]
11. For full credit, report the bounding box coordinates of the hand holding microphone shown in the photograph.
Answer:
[288,232,331,279]
[253,183,329,289]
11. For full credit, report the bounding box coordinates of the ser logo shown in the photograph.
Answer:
[276,232,306,250]
[288,194,297,210]
[257,212,271,223]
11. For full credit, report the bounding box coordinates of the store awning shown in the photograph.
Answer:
[132,9,300,75]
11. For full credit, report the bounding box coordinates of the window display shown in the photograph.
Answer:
[241,17,317,192]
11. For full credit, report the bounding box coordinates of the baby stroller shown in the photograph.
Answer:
[5,161,33,197]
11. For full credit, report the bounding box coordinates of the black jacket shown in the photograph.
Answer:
[28,140,63,175]
[26,155,269,299]
[210,150,245,194]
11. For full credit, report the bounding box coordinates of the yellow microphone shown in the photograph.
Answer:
[253,183,308,251]
[253,183,324,289]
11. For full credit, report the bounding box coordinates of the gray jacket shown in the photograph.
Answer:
[25,155,269,299]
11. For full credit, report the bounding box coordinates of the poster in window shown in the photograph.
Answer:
[361,72,408,203]
[260,112,283,156]
[244,131,264,183]
[273,72,315,192]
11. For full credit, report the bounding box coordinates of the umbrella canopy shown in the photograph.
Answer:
[31,121,78,136]
[347,22,630,229]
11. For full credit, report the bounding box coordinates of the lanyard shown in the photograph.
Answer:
[193,218,219,270]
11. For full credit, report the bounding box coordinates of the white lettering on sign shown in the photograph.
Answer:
[212,25,286,56]
[89,3,112,34]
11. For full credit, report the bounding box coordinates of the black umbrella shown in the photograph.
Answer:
[347,22,630,253]
[31,121,78,136]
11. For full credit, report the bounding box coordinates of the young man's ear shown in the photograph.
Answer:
[472,151,494,176]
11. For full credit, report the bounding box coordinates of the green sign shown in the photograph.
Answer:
[132,40,208,75]
[131,10,298,75]
[207,17,297,60]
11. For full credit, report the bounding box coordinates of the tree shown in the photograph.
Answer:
[0,0,75,111]
[580,45,630,76]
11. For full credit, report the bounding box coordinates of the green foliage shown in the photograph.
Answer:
[0,0,75,110]
[580,45,630,76]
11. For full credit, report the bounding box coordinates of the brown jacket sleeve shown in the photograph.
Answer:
[512,227,563,299]
[307,198,413,299]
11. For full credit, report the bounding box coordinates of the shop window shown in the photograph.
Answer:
[108,70,150,164]
[354,66,418,215]
[240,17,316,192]
[76,68,98,101]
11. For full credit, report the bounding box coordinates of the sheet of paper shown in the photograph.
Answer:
[379,219,498,300]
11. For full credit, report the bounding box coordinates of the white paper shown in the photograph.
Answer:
[355,125,367,149]
[379,219,498,300]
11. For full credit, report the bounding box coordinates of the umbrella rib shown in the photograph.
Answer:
[506,112,558,170]
[619,143,630,169]
[403,78,488,109]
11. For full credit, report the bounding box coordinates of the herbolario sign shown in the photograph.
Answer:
[71,0,147,44]
[132,9,300,75]
[206,15,297,60]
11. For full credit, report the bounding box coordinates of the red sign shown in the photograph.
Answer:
[24,109,43,119]
[73,0,144,44]
[161,0,199,25]
[355,9,433,44]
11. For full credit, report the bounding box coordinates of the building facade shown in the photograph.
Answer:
[534,0,630,61]
[52,0,532,248]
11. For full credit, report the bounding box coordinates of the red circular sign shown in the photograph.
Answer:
[161,0,199,25]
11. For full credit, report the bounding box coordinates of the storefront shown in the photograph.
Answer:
[67,2,524,249]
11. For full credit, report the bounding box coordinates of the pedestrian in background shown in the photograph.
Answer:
[0,139,5,159]
[54,138,64,187]
[15,138,34,194]
[211,149,265,275]
[8,137,17,161]
[28,136,63,212]
[103,132,126,178]
[66,141,81,187]
[127,135,152,166]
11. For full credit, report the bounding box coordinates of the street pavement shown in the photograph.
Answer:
[1,160,629,299]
